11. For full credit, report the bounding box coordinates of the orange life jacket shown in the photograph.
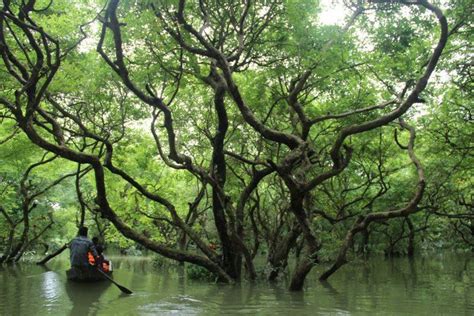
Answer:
[87,251,96,265]
[88,251,110,272]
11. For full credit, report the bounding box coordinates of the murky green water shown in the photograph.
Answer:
[0,253,472,315]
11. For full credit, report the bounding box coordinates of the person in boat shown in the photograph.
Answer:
[89,237,110,273]
[69,226,98,271]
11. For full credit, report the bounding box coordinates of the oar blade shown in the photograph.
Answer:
[95,266,133,295]
[118,285,133,295]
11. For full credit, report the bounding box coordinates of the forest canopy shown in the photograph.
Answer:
[0,0,472,291]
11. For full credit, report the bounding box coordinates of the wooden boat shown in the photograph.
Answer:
[66,266,112,282]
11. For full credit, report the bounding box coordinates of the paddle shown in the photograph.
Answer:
[95,267,133,295]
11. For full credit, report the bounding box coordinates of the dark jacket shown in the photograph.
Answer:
[70,236,97,267]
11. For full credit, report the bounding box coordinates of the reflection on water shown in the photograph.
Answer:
[41,271,61,310]
[0,253,473,315]
[138,295,203,315]
[65,280,110,316]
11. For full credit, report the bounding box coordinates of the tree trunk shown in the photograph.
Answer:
[210,78,239,280]
[361,228,370,255]
[0,227,15,263]
[406,217,415,257]
[6,201,30,263]
[289,246,318,291]
[288,194,320,291]
[267,222,301,281]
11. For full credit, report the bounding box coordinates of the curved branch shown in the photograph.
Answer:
[320,118,425,281]
[330,0,448,168]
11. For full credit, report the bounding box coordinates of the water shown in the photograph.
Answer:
[0,253,472,315]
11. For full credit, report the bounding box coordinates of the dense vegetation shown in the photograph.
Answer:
[0,0,472,291]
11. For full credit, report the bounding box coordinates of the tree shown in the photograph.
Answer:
[1,0,466,292]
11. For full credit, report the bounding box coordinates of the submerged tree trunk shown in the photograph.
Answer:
[360,228,370,256]
[5,200,31,263]
[406,217,415,257]
[289,245,320,291]
[0,228,15,263]
[210,78,239,280]
[288,194,321,291]
[0,206,16,264]
[267,221,301,281]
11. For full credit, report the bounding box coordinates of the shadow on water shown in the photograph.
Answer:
[64,280,110,316]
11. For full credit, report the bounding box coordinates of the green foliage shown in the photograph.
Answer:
[186,264,215,281]
[0,0,472,282]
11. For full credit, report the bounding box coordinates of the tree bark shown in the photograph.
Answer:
[288,194,321,291]
[267,221,301,281]
[406,217,415,257]
[208,74,239,280]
